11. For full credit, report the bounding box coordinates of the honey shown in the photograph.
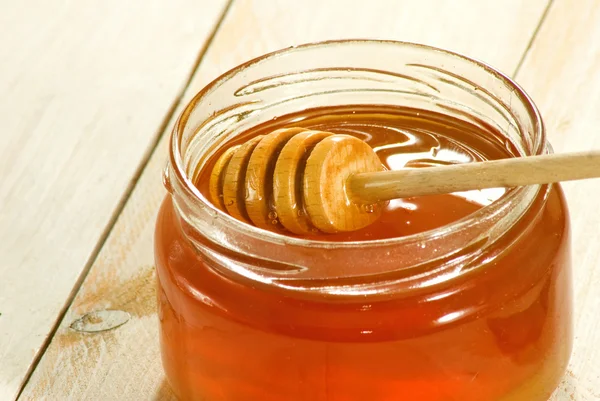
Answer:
[156,105,572,400]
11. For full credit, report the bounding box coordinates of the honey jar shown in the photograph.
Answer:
[156,40,572,400]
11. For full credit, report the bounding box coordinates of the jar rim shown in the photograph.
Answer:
[169,39,546,250]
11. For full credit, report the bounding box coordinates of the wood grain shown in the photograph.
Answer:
[0,1,228,400]
[304,134,385,233]
[18,0,554,399]
[513,0,600,400]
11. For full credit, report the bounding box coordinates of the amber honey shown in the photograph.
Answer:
[156,105,572,400]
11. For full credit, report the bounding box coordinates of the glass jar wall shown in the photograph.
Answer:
[155,40,572,401]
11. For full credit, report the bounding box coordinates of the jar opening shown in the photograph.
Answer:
[166,40,548,289]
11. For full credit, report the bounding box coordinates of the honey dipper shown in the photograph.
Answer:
[209,127,600,234]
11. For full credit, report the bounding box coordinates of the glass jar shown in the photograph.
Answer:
[155,40,572,401]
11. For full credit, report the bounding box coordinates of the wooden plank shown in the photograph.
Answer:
[513,1,600,400]
[0,1,228,400]
[18,0,551,399]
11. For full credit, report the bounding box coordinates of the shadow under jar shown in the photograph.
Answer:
[155,40,573,401]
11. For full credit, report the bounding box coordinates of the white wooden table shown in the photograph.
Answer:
[1,1,599,400]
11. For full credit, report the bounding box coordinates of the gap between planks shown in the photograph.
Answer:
[512,0,555,77]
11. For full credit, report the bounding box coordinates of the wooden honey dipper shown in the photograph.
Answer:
[209,127,600,234]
